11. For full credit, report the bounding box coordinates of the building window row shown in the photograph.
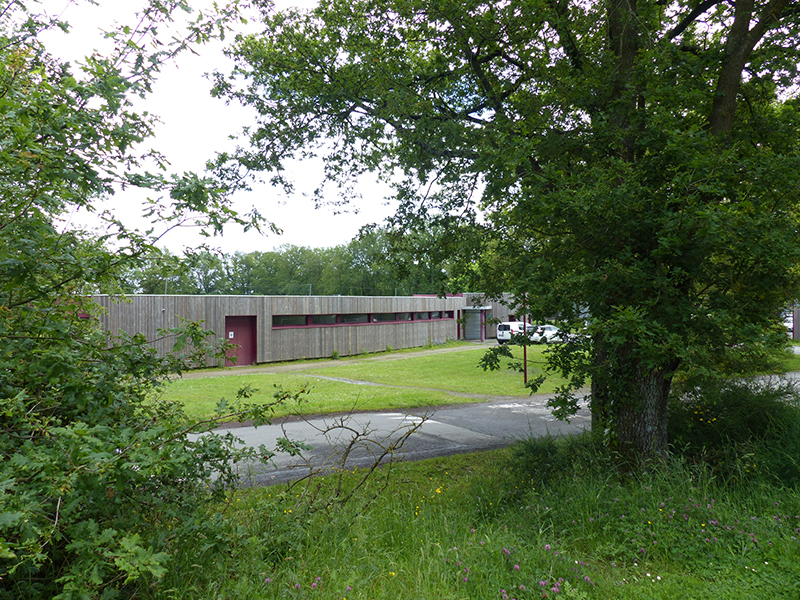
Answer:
[273,311,455,328]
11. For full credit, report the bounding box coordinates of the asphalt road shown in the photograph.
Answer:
[221,397,590,486]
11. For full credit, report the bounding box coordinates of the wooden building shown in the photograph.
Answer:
[92,293,511,366]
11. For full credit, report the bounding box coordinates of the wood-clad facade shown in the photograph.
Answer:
[92,294,512,366]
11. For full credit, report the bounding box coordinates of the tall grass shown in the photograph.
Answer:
[145,431,800,600]
[139,348,800,599]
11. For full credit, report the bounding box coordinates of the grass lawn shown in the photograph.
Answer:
[161,373,467,421]
[161,342,800,421]
[153,437,800,600]
[161,345,569,421]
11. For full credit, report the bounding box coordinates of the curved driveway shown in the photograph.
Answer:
[192,342,590,486]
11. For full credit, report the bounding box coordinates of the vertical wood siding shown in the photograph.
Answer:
[93,294,479,366]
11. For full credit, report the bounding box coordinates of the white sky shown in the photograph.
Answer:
[38,0,397,254]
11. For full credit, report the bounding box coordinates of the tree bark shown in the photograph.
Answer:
[615,362,677,462]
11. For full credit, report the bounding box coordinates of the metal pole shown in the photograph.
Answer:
[523,294,528,385]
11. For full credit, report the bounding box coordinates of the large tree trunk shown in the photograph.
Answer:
[614,363,676,462]
[590,341,679,463]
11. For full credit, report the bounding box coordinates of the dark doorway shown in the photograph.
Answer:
[224,315,257,366]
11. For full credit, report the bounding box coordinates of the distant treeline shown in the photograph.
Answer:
[115,227,453,296]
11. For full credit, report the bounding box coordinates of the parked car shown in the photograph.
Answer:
[496,321,534,344]
[531,324,562,343]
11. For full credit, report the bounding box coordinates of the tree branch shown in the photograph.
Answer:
[667,0,725,41]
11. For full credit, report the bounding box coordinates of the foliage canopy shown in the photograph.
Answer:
[0,1,280,597]
[215,0,800,460]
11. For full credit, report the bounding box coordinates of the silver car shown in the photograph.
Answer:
[531,324,562,343]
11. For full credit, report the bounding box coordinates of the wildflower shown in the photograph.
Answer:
[514,564,520,570]
[264,578,272,583]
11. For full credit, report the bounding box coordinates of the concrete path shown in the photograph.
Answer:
[179,341,502,379]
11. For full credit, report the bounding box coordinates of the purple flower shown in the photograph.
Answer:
[544,544,551,550]
[514,564,520,570]
[264,577,272,583]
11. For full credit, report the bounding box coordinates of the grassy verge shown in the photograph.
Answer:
[780,347,800,372]
[161,345,567,421]
[149,436,800,600]
[161,342,800,422]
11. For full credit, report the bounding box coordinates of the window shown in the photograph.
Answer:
[272,309,454,329]
[273,315,306,327]
[340,314,369,324]
[312,314,337,325]
[372,313,397,322]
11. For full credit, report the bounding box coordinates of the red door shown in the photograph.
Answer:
[224,316,257,366]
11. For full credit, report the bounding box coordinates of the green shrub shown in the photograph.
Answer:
[668,378,800,485]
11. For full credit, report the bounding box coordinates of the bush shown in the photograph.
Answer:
[0,303,263,599]
[668,378,800,485]
[0,3,269,596]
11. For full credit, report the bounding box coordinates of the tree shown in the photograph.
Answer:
[0,2,282,597]
[214,0,800,461]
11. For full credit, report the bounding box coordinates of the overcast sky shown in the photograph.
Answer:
[39,0,397,255]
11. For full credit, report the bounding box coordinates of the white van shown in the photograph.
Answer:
[496,321,534,344]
